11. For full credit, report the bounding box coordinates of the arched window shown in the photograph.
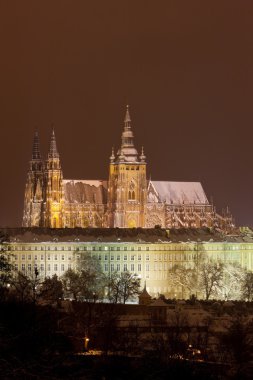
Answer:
[128,190,132,200]
[132,191,135,200]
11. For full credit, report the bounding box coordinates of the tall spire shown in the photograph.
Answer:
[48,127,59,159]
[32,130,42,160]
[124,104,131,130]
[117,105,138,162]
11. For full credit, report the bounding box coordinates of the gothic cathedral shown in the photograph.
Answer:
[23,106,234,231]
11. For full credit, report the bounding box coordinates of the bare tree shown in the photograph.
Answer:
[221,262,246,300]
[40,274,63,304]
[62,252,106,301]
[199,260,224,300]
[168,265,198,299]
[107,271,140,304]
[241,271,253,301]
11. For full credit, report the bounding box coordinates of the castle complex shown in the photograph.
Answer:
[23,106,234,231]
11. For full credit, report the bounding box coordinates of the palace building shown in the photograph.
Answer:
[2,227,253,299]
[23,106,234,231]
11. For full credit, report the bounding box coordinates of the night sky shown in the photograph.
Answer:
[0,1,253,227]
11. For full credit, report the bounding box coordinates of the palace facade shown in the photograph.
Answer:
[1,227,253,299]
[23,106,234,230]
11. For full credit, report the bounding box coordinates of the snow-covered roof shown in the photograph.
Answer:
[63,180,107,204]
[150,181,209,205]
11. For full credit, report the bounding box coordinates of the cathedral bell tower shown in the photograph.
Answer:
[43,128,64,228]
[107,105,147,227]
[23,131,44,227]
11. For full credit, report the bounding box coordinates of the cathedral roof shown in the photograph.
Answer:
[63,180,107,204]
[149,181,209,205]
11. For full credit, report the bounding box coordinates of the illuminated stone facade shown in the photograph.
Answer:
[2,227,253,299]
[23,106,234,230]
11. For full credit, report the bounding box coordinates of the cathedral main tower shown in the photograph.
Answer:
[107,106,147,227]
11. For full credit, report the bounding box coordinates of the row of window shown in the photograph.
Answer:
[14,254,73,261]
[18,263,72,272]
[7,244,253,252]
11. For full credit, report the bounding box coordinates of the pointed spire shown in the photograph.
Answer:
[110,147,115,163]
[124,104,131,129]
[48,127,59,159]
[140,146,146,162]
[32,130,42,160]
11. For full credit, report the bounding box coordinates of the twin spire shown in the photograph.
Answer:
[31,128,59,161]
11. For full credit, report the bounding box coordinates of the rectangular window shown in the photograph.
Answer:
[47,264,51,271]
[40,264,44,271]
[124,255,127,261]
[124,247,127,251]
[21,264,25,271]
[138,247,141,251]
[54,247,57,251]
[131,264,134,272]
[146,254,149,261]
[54,264,58,271]
[22,254,25,260]
[61,255,64,260]
[116,264,120,271]
[117,255,120,261]
[28,264,31,271]
[14,254,18,260]
[14,264,18,271]
[138,254,141,261]
[54,254,57,260]
[131,255,135,261]
[28,255,31,260]
[111,255,114,261]
[92,247,95,251]
[104,255,108,261]
[98,254,102,261]
[131,247,134,251]
[123,264,127,272]
[146,247,149,251]
[68,264,71,269]
[138,264,141,272]
[34,255,37,260]
[104,264,109,271]
[111,264,114,272]
[41,255,44,260]
[35,246,37,251]
[146,264,149,271]
[61,264,64,271]
[48,255,50,260]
